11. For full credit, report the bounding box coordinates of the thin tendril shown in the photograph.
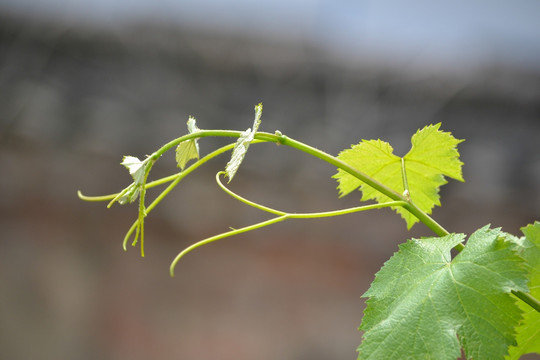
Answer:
[169,172,408,275]
[215,171,285,215]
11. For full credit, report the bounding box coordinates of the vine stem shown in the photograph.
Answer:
[76,130,463,252]
[79,130,447,236]
[512,290,540,313]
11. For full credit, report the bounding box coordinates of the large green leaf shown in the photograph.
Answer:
[358,226,528,360]
[506,222,540,359]
[334,123,464,228]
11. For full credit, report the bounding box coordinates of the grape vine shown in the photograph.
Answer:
[78,103,540,359]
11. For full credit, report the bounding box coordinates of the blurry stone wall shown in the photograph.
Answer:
[1,14,539,360]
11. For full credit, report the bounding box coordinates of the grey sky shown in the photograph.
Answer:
[2,0,540,70]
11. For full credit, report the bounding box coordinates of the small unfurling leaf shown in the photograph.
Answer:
[225,128,252,182]
[224,103,263,182]
[252,102,263,133]
[176,116,201,170]
[121,156,145,185]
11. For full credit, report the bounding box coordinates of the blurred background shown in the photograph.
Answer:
[1,1,539,359]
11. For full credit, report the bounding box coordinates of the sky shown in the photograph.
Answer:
[2,0,540,71]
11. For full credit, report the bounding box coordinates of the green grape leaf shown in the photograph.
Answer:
[225,103,263,182]
[334,123,464,228]
[121,155,145,185]
[176,116,200,170]
[506,222,540,359]
[358,226,528,360]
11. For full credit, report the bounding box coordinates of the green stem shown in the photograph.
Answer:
[512,290,540,313]
[149,130,243,162]
[400,158,410,200]
[136,158,156,257]
[255,132,452,237]
[260,133,403,200]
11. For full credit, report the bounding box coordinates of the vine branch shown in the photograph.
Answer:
[77,127,535,312]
